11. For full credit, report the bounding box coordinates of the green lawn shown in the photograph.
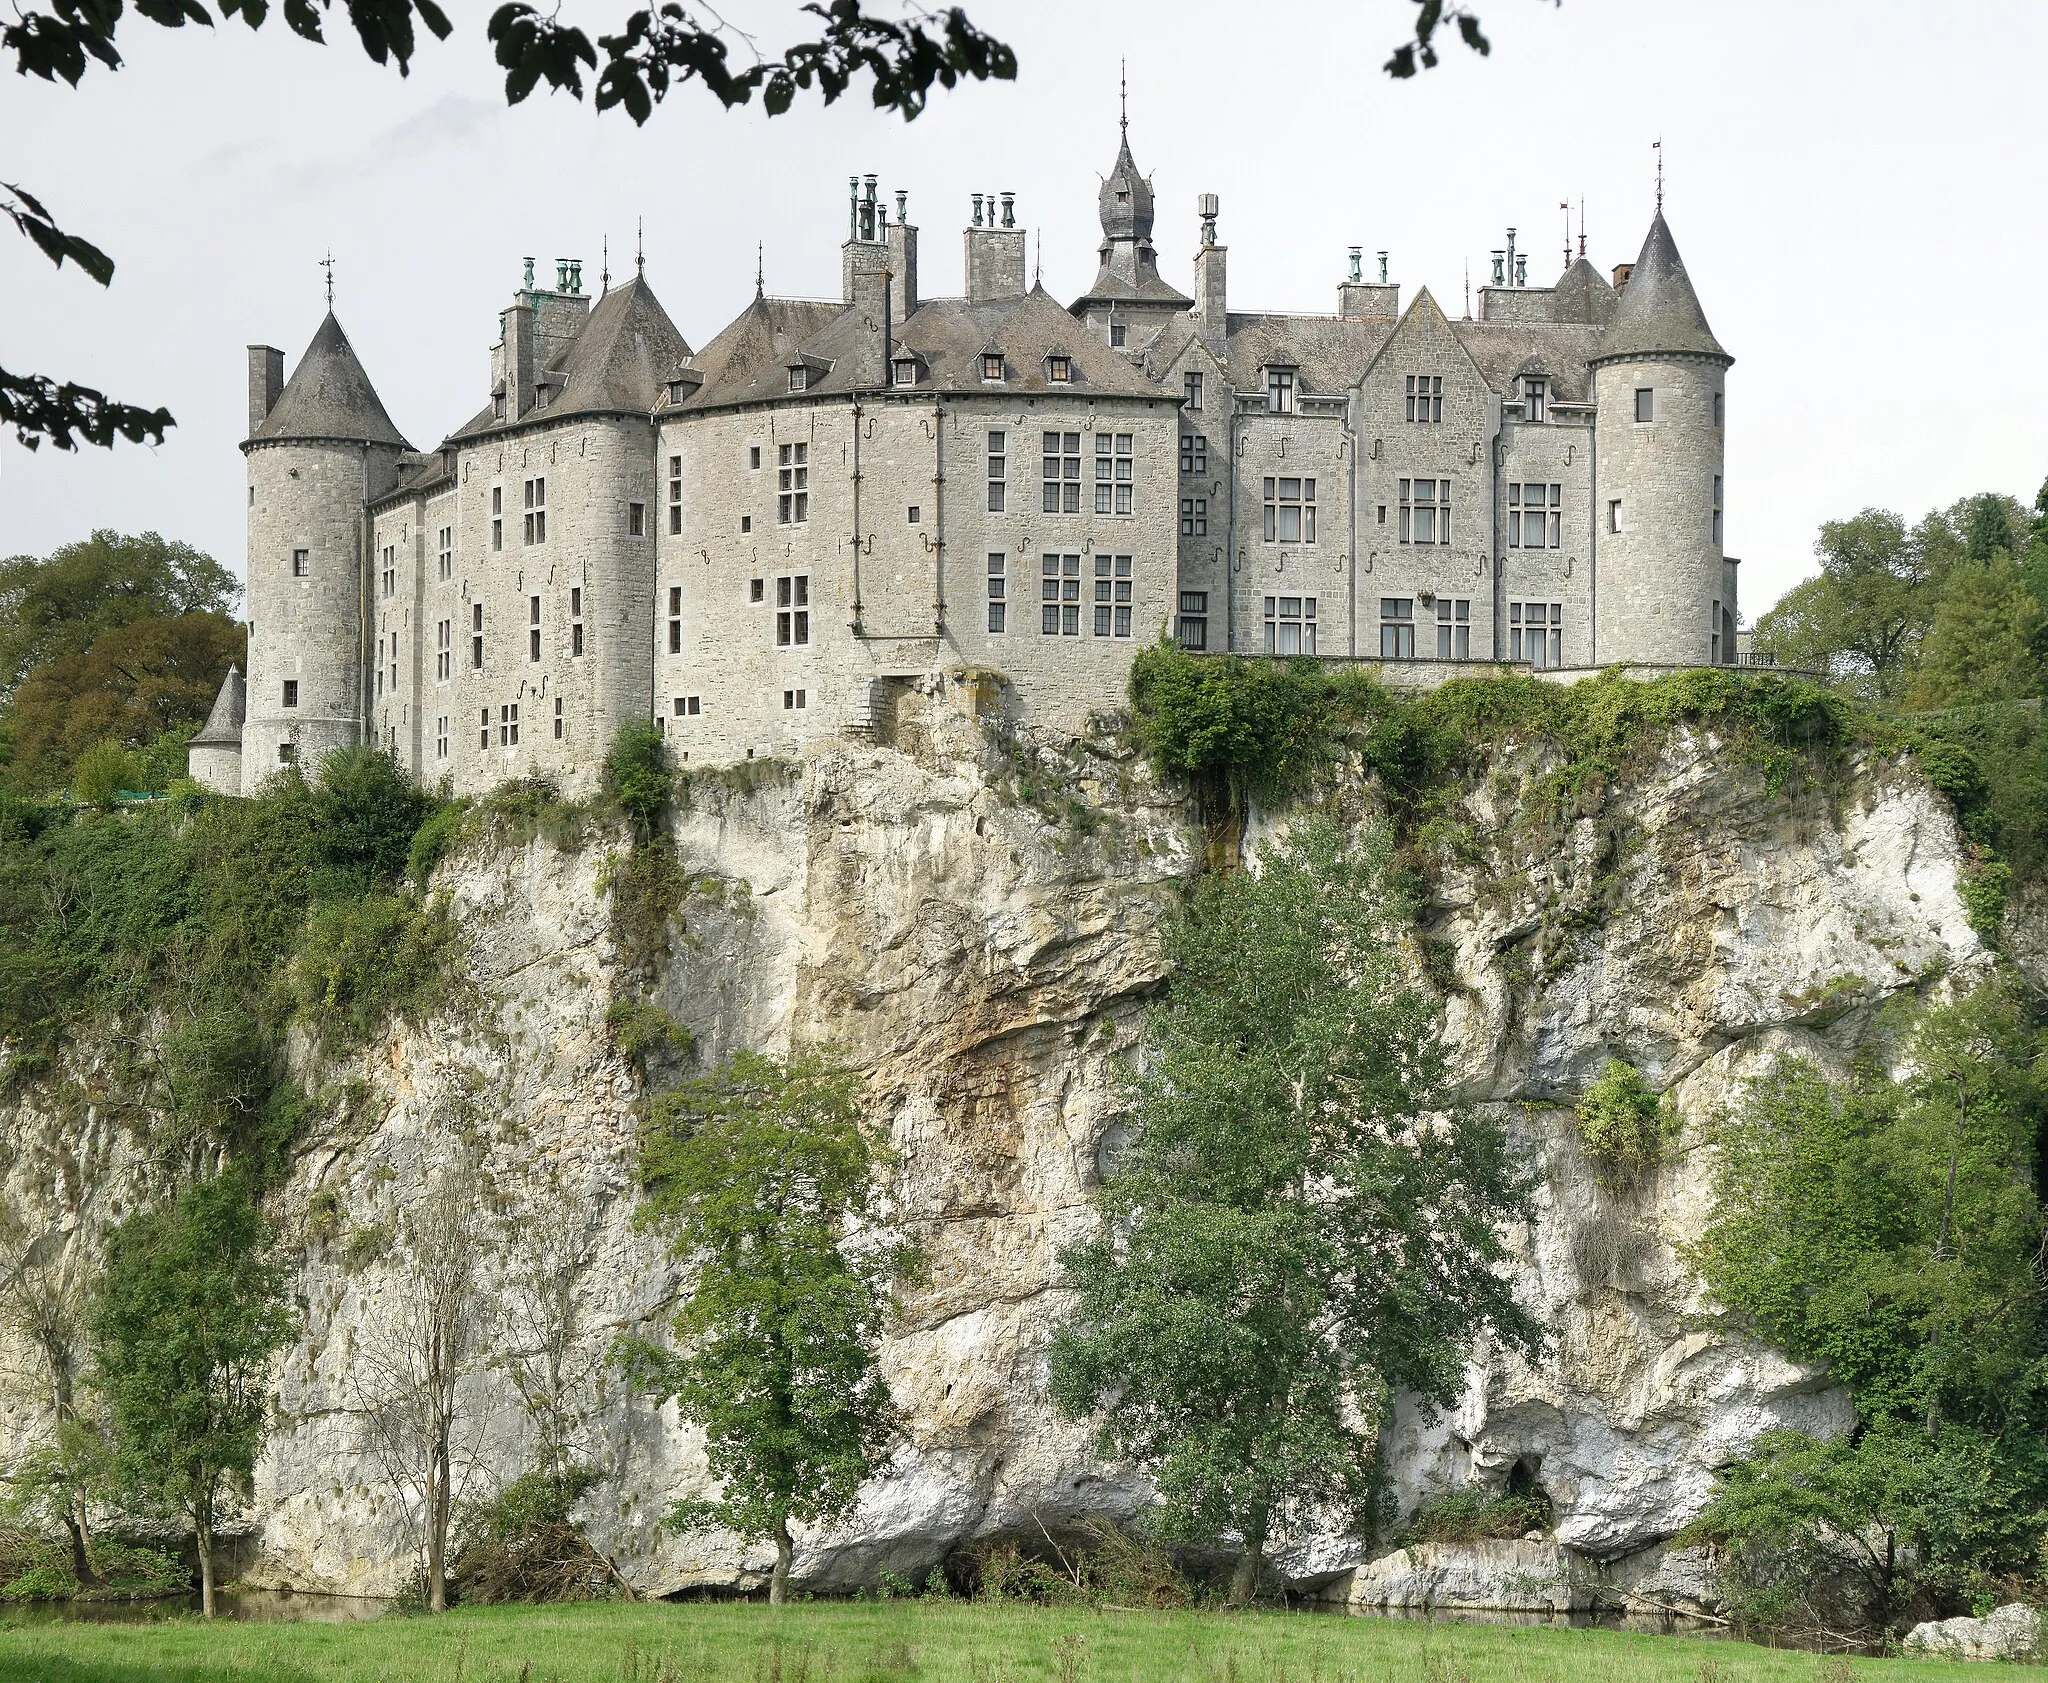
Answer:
[0,1600,2040,1683]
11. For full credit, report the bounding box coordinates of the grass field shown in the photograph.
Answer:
[0,1599,2041,1683]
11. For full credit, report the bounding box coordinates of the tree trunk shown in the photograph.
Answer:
[64,1508,91,1586]
[427,1442,449,1614]
[197,1516,216,1618]
[770,1514,793,1606]
[1228,1506,1269,1607]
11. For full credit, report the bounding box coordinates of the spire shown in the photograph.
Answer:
[756,241,764,299]
[1590,211,1730,366]
[1654,137,1664,213]
[190,664,246,749]
[319,250,334,309]
[636,217,645,278]
[1120,58,1127,140]
[247,311,409,447]
[601,235,610,296]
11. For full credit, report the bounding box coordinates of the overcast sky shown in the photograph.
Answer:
[4,0,2045,618]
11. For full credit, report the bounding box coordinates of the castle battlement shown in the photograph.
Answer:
[201,140,1735,799]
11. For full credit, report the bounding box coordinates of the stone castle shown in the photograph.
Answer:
[190,121,1737,797]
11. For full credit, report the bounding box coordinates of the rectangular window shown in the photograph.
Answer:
[479,708,490,750]
[1267,369,1295,414]
[628,501,645,538]
[499,702,520,746]
[437,526,452,582]
[987,552,1006,634]
[1711,598,1722,666]
[986,430,1006,512]
[777,443,809,524]
[775,574,811,647]
[1398,478,1450,545]
[1713,475,1724,546]
[982,352,1004,382]
[1091,555,1135,637]
[491,485,503,553]
[1041,432,1082,514]
[1405,374,1444,423]
[1523,379,1546,423]
[1093,433,1135,515]
[1184,371,1204,411]
[1180,434,1206,475]
[669,455,683,535]
[282,679,299,708]
[435,716,448,759]
[1040,554,1081,636]
[554,696,564,740]
[522,476,547,544]
[292,548,309,578]
[1109,323,1126,348]
[1262,477,1318,544]
[783,688,809,711]
[1378,597,1415,659]
[435,618,451,681]
[1507,483,1562,549]
[471,602,484,670]
[1510,601,1564,669]
[668,584,682,654]
[1634,387,1654,423]
[381,544,395,599]
[1263,594,1318,656]
[1435,597,1471,660]
[749,446,762,470]
[1177,590,1208,651]
[1047,354,1072,383]
[570,586,584,657]
[1608,498,1622,534]
[1181,497,1207,537]
[1714,391,1725,428]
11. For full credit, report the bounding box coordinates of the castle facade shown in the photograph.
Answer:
[191,125,1737,798]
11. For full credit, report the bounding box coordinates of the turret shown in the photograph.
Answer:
[242,312,409,789]
[1588,212,1731,667]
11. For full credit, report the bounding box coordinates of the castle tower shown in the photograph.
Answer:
[1588,213,1732,666]
[242,313,409,789]
[1070,110,1189,342]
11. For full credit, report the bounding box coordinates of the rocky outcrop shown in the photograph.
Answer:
[1905,1604,2044,1662]
[0,701,2007,1599]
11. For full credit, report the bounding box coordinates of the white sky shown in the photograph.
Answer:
[4,0,2045,619]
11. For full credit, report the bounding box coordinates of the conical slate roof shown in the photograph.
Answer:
[249,313,410,447]
[1098,132,1155,244]
[1591,213,1729,365]
[548,276,695,419]
[190,664,245,749]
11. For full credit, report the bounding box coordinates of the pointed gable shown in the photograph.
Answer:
[1551,257,1617,326]
[1364,286,1487,386]
[1591,213,1730,366]
[250,313,409,448]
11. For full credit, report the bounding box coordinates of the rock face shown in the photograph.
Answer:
[1904,1604,2044,1662]
[0,704,2006,1599]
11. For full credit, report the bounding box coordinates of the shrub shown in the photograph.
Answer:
[1400,1487,1552,1546]
[449,1466,617,1605]
[288,892,457,1043]
[603,721,671,840]
[70,740,134,807]
[406,802,465,889]
[604,999,695,1073]
[1574,1059,1668,1165]
[312,746,431,889]
[1960,857,2012,945]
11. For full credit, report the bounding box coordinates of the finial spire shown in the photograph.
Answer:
[1119,60,1127,139]
[1578,197,1587,259]
[756,241,764,299]
[1561,201,1571,272]
[601,235,610,295]
[320,249,335,309]
[1653,138,1663,213]
[1034,228,1042,288]
[636,216,645,277]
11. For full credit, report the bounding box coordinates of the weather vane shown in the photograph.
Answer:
[319,250,334,309]
[1653,138,1664,213]
[1119,59,1127,139]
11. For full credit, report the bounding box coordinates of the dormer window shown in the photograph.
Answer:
[1523,378,1547,423]
[789,366,810,394]
[667,379,687,405]
[1047,354,1073,384]
[493,392,507,420]
[1110,323,1127,348]
[892,356,918,388]
[1267,368,1296,414]
[982,353,1004,382]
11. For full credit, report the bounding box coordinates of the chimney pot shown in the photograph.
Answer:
[1000,191,1015,229]
[972,193,984,227]
[1612,262,1633,294]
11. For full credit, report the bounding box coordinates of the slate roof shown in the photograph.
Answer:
[1142,310,1394,397]
[248,313,409,449]
[1450,321,1606,403]
[190,664,245,749]
[1591,212,1730,365]
[668,294,843,409]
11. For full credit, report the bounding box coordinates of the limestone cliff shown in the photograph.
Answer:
[0,700,2002,1603]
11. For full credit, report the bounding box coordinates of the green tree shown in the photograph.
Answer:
[1048,819,1541,1604]
[86,1174,297,1616]
[1753,510,1937,698]
[626,1049,909,1604]
[1905,554,2045,711]
[0,532,237,697]
[601,720,672,843]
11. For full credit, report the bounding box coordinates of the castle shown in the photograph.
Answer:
[190,121,1737,798]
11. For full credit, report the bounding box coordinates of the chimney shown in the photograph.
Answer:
[964,190,1026,301]
[1193,193,1226,342]
[887,192,918,323]
[246,345,283,436]
[847,263,890,387]
[842,173,894,305]
[1612,262,1633,295]
[502,296,536,420]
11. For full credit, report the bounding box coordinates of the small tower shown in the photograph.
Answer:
[1588,212,1732,666]
[1070,103,1189,343]
[242,312,409,790]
